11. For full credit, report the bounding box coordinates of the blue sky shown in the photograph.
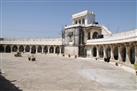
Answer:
[0,0,136,38]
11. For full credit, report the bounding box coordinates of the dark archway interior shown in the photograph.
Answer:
[130,47,135,64]
[37,46,42,53]
[55,46,60,54]
[92,47,97,57]
[99,47,104,58]
[114,47,118,60]
[31,46,36,54]
[12,45,18,52]
[0,45,4,52]
[121,47,126,62]
[5,45,11,53]
[49,46,54,53]
[92,32,98,39]
[25,45,30,52]
[44,46,48,53]
[19,45,24,52]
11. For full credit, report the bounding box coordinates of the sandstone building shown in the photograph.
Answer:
[0,10,137,65]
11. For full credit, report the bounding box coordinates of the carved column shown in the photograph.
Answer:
[17,45,19,52]
[59,46,62,54]
[110,45,114,60]
[125,44,130,64]
[90,46,93,58]
[29,45,32,53]
[23,45,25,53]
[35,45,38,54]
[118,45,122,62]
[47,46,49,54]
[103,45,107,58]
[96,45,99,58]
[54,46,56,54]
[134,43,137,64]
[41,45,44,54]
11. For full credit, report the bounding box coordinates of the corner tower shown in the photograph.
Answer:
[63,10,111,57]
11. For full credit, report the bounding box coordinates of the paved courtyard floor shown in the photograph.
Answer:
[0,53,137,91]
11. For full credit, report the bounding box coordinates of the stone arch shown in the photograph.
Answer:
[0,45,4,52]
[55,46,60,54]
[12,45,18,52]
[129,47,135,64]
[49,46,54,53]
[37,45,42,53]
[5,45,11,53]
[114,47,118,60]
[31,45,36,54]
[120,46,126,62]
[99,46,104,58]
[92,46,97,57]
[43,46,48,53]
[25,45,30,52]
[19,45,24,52]
[92,32,98,39]
[106,46,111,58]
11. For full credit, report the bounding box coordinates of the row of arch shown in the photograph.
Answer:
[91,44,136,64]
[0,45,64,54]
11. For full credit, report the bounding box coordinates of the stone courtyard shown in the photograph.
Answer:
[0,53,137,91]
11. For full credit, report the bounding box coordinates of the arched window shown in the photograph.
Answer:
[75,20,77,24]
[88,32,91,40]
[79,20,81,24]
[92,32,98,39]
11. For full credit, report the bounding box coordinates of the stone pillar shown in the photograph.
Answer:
[90,46,93,58]
[59,47,62,54]
[29,45,32,53]
[41,46,44,54]
[10,45,13,52]
[96,45,99,58]
[135,44,137,64]
[17,45,19,52]
[47,46,49,54]
[23,45,25,53]
[84,31,87,43]
[35,45,38,54]
[118,45,122,62]
[54,46,56,54]
[103,45,107,58]
[110,45,114,60]
[125,45,130,64]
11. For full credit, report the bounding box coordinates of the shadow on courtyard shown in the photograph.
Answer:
[0,74,22,91]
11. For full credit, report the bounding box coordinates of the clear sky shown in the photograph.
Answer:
[0,0,136,38]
